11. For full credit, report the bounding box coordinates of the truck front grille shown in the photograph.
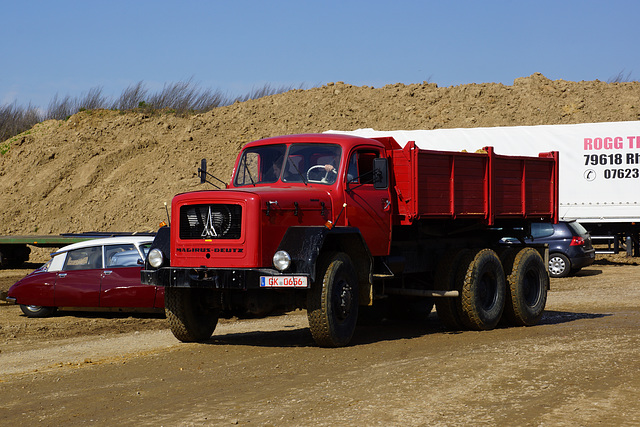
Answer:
[179,204,242,240]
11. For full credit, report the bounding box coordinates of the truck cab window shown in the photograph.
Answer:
[282,143,342,185]
[347,149,380,184]
[234,145,286,186]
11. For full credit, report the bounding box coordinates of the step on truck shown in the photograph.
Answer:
[141,133,559,347]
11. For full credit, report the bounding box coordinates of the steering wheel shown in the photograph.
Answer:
[307,165,337,183]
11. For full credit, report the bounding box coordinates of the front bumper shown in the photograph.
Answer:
[141,267,310,290]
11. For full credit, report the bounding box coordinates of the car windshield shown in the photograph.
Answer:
[34,258,53,273]
[140,243,152,256]
[234,143,342,186]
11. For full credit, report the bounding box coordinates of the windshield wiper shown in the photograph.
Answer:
[242,160,256,186]
[288,157,308,185]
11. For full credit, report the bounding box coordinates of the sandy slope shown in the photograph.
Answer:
[1,73,639,235]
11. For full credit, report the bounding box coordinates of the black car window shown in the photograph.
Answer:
[566,221,588,236]
[63,246,102,271]
[531,223,555,239]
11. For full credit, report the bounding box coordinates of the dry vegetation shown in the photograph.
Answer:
[0,80,309,143]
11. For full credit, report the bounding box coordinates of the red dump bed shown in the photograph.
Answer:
[386,140,559,225]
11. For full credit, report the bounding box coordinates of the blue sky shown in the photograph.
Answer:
[2,0,639,108]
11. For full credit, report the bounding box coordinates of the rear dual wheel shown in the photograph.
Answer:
[459,249,506,330]
[435,248,506,331]
[437,247,547,331]
[502,248,548,326]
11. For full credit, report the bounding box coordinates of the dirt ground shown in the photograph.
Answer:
[1,254,639,426]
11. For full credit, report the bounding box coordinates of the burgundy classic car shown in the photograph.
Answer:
[6,236,164,317]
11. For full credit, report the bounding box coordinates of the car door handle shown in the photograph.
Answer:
[104,270,113,275]
[58,273,67,278]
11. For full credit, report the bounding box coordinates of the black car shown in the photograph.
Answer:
[526,220,596,278]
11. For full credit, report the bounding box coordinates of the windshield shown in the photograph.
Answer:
[234,143,342,186]
[235,144,287,186]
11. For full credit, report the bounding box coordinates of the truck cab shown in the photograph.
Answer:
[142,134,394,346]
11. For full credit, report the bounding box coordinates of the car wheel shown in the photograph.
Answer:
[548,253,571,278]
[20,304,57,318]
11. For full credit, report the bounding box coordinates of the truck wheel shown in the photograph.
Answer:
[20,304,57,318]
[165,287,220,342]
[460,249,506,330]
[307,252,358,347]
[548,253,570,278]
[503,248,548,326]
[434,249,471,330]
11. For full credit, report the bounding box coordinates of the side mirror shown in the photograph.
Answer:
[198,159,207,184]
[373,158,389,189]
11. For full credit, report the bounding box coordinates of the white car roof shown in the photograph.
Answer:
[51,235,155,256]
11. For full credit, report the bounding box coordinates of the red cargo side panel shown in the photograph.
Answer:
[391,142,559,225]
[414,151,490,218]
[489,147,559,221]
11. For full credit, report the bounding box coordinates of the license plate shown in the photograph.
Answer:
[260,276,308,288]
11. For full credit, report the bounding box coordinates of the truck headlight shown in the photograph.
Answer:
[148,248,164,268]
[273,250,291,271]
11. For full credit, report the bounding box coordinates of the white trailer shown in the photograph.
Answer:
[327,121,640,255]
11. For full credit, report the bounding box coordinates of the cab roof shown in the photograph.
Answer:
[241,133,394,150]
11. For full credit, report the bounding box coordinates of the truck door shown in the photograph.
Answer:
[344,147,392,256]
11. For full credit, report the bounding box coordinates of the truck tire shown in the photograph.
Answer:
[503,248,548,326]
[20,304,57,318]
[434,249,471,330]
[460,249,506,330]
[307,252,358,347]
[165,288,220,342]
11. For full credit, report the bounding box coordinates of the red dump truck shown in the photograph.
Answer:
[141,133,559,347]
